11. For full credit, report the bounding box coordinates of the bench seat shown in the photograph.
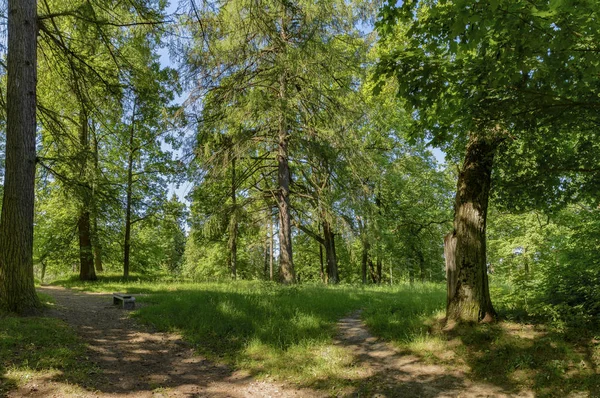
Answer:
[113,293,135,310]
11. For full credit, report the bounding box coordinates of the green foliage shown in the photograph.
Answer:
[488,205,600,328]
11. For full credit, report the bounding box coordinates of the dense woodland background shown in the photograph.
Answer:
[0,0,598,328]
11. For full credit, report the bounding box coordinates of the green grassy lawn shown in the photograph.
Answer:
[0,294,98,396]
[36,274,600,396]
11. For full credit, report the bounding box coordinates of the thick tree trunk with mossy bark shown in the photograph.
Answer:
[92,222,103,272]
[445,135,497,323]
[0,0,41,313]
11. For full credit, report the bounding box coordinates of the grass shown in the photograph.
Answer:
[0,293,98,396]
[40,274,600,397]
[406,321,600,397]
[51,273,446,391]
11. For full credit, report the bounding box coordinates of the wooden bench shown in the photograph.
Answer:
[113,293,135,310]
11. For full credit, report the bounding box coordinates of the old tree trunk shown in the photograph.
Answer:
[445,134,497,323]
[78,110,97,281]
[0,0,41,312]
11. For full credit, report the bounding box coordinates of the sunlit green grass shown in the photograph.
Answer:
[51,274,446,389]
[49,274,600,396]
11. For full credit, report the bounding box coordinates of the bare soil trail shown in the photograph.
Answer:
[334,312,534,398]
[10,286,321,398]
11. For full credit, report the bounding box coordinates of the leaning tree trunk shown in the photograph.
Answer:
[78,110,96,281]
[318,223,325,282]
[123,134,134,279]
[0,0,41,313]
[417,250,426,282]
[445,134,498,323]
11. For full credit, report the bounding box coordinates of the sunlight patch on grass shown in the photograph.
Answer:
[407,335,447,356]
[242,338,358,388]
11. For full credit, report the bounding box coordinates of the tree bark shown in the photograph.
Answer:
[0,0,41,313]
[78,110,96,281]
[229,157,238,280]
[263,210,269,279]
[91,124,103,272]
[368,258,377,284]
[319,241,325,283]
[270,213,274,281]
[123,100,137,279]
[92,222,103,272]
[322,219,339,284]
[78,209,96,281]
[277,72,295,283]
[361,240,369,284]
[417,250,426,282]
[445,134,497,323]
[376,257,382,284]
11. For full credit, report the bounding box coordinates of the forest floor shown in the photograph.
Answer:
[1,283,598,397]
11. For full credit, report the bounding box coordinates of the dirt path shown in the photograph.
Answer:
[335,311,534,398]
[9,286,322,398]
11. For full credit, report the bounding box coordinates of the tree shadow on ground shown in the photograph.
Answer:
[434,321,600,398]
[0,311,97,396]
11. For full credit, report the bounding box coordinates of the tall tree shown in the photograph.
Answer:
[376,0,600,322]
[35,0,171,279]
[181,0,373,283]
[0,0,41,312]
